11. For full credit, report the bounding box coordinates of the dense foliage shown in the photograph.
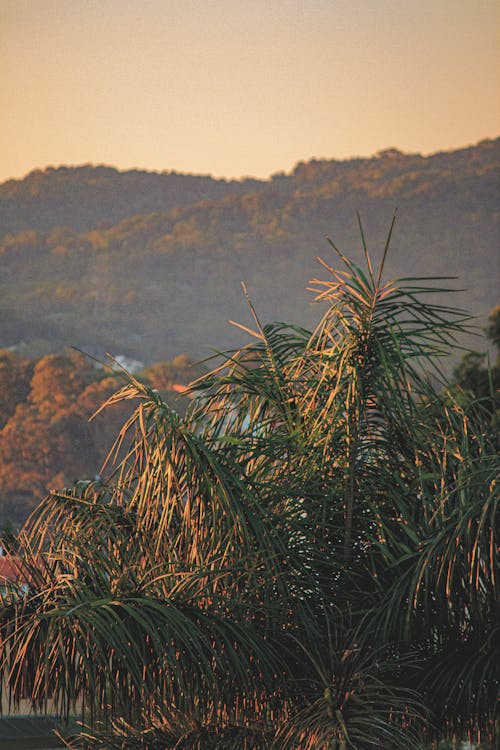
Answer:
[453,306,500,410]
[0,351,201,527]
[1,139,498,363]
[1,227,498,748]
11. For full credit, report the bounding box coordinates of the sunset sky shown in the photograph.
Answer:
[1,0,499,182]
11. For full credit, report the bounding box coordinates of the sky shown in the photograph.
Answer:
[1,0,499,182]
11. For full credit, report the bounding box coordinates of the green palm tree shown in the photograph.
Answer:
[0,218,497,748]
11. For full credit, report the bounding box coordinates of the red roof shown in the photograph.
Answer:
[0,555,23,584]
[171,383,188,393]
[0,555,43,587]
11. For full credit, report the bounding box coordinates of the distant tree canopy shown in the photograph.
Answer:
[453,305,500,408]
[0,350,202,528]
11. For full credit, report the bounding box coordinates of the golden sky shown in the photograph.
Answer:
[1,0,499,181]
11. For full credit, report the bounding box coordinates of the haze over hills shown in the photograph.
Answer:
[1,138,498,365]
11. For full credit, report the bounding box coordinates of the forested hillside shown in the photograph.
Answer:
[0,138,498,363]
[0,165,264,236]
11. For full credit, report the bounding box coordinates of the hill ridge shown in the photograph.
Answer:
[0,138,498,364]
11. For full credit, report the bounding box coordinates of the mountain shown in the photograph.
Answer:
[0,139,498,364]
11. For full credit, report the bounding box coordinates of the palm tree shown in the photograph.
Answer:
[0,218,497,748]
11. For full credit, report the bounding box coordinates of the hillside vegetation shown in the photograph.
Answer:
[1,139,498,363]
[0,165,264,236]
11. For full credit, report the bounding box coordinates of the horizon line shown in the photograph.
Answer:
[2,135,498,186]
